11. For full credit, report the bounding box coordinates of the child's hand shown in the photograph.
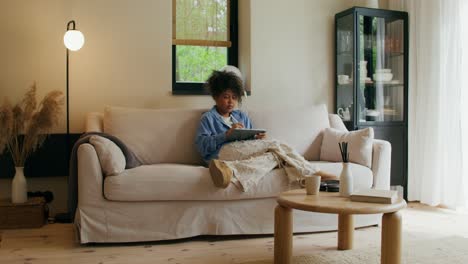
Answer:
[225,123,244,137]
[255,133,267,140]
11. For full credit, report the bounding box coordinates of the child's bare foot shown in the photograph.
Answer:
[209,159,233,188]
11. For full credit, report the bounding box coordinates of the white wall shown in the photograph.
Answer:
[0,0,380,215]
[247,0,386,110]
[249,0,347,110]
[0,0,383,132]
[0,0,69,132]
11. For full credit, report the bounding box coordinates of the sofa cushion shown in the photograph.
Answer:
[320,127,374,168]
[328,114,348,132]
[89,135,126,176]
[247,104,330,160]
[103,105,330,165]
[104,106,206,165]
[103,164,289,201]
[103,162,372,202]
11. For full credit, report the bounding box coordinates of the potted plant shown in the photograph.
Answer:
[0,83,64,203]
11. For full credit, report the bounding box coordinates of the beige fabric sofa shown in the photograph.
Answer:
[75,104,391,243]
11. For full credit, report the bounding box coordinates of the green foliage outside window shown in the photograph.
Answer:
[175,46,227,82]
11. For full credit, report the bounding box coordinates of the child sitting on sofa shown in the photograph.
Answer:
[195,67,329,191]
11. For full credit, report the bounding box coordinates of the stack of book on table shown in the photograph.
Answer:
[350,189,398,204]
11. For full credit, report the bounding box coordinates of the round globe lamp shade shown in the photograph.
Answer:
[64,30,85,51]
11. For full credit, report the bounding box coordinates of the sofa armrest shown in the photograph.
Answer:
[371,139,392,190]
[76,143,109,243]
[77,143,106,208]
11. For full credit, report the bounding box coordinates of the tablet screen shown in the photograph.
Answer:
[226,128,266,141]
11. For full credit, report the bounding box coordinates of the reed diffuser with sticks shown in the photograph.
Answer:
[338,142,353,197]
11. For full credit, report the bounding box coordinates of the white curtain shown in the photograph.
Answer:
[390,0,468,208]
[462,1,468,209]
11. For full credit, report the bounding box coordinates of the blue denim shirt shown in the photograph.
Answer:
[195,106,253,162]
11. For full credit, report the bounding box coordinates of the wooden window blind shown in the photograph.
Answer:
[172,0,232,47]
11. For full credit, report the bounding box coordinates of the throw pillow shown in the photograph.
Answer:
[320,127,374,168]
[89,135,126,176]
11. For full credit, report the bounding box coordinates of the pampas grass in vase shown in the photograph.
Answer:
[0,83,64,203]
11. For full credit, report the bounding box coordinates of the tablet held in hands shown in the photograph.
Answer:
[226,128,267,141]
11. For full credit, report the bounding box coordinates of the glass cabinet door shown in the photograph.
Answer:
[335,7,409,198]
[336,14,355,124]
[357,15,405,123]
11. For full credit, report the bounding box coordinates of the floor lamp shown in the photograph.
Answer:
[64,20,84,136]
[56,20,84,223]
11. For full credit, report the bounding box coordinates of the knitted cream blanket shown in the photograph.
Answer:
[218,139,318,192]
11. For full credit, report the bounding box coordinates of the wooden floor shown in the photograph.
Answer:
[1,203,467,264]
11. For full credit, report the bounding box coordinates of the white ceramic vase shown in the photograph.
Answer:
[12,166,27,203]
[339,162,353,197]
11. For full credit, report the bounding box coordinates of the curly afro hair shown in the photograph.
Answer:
[204,70,244,104]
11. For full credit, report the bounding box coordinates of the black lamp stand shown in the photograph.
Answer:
[55,20,77,224]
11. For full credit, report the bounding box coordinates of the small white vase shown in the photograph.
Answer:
[12,166,27,203]
[339,162,353,197]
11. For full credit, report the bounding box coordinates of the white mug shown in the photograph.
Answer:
[337,107,351,121]
[305,175,321,195]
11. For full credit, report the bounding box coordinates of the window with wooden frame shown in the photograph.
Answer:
[172,0,238,95]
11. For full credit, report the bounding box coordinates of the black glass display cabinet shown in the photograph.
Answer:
[335,7,409,198]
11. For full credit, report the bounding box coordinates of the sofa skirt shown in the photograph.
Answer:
[75,197,380,244]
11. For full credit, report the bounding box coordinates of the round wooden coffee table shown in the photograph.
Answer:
[274,189,407,264]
